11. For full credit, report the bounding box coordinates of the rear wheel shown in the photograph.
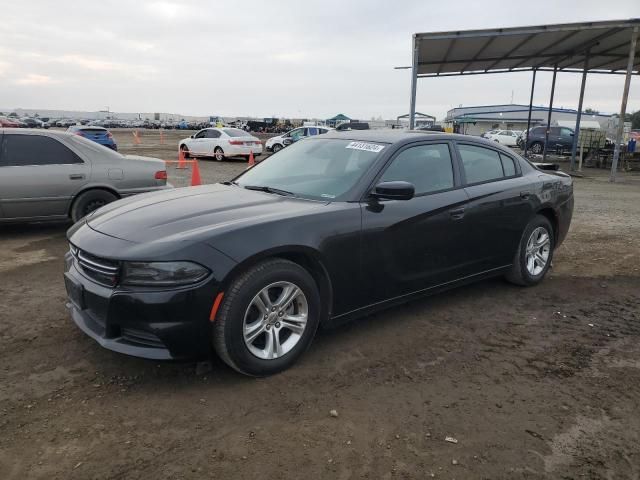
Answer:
[214,147,225,161]
[213,259,321,376]
[530,141,543,155]
[70,189,117,222]
[505,215,554,286]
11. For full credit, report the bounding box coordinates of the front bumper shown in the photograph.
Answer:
[64,252,218,360]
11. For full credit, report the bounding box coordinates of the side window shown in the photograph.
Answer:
[380,144,454,195]
[195,130,207,139]
[500,153,517,177]
[318,128,328,135]
[549,127,560,136]
[560,127,573,138]
[458,144,504,184]
[308,127,318,136]
[1,135,83,166]
[206,130,220,138]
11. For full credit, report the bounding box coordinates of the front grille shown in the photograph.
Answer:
[70,244,120,286]
[121,328,164,348]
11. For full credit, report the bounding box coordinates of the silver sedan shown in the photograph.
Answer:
[0,129,172,223]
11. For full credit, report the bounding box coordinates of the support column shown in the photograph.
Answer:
[523,69,537,157]
[570,51,590,171]
[409,35,418,130]
[610,26,638,182]
[542,65,558,162]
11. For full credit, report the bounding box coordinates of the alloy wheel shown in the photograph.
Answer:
[525,226,551,276]
[243,281,308,360]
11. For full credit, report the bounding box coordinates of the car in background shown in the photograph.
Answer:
[485,130,519,146]
[265,126,331,153]
[0,129,171,223]
[67,125,118,151]
[56,119,77,128]
[21,117,44,128]
[481,129,498,139]
[64,130,573,375]
[0,116,21,128]
[525,126,575,155]
[179,127,263,161]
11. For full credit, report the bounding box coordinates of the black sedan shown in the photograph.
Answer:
[65,131,573,376]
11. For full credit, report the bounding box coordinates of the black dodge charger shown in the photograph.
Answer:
[65,131,573,376]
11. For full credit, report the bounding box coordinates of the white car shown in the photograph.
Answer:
[179,128,263,161]
[265,126,332,153]
[485,129,519,146]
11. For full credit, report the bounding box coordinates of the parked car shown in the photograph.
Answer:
[67,125,118,151]
[21,117,44,128]
[481,129,498,139]
[485,130,520,146]
[265,126,331,153]
[0,129,171,223]
[525,126,575,155]
[179,127,263,161]
[0,116,21,128]
[65,130,573,375]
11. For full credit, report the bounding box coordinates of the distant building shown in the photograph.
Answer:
[444,104,614,135]
[326,113,351,128]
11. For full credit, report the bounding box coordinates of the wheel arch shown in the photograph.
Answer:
[535,206,559,244]
[221,246,334,324]
[68,185,121,217]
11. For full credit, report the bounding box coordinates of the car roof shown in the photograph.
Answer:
[0,128,76,138]
[321,129,468,144]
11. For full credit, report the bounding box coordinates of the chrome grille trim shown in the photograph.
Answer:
[69,244,120,286]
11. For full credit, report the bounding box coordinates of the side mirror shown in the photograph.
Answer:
[371,181,415,201]
[283,138,293,146]
[190,134,195,138]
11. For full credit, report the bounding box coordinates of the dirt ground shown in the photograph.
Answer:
[1,129,639,479]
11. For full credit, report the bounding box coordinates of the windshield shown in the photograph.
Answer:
[234,138,385,201]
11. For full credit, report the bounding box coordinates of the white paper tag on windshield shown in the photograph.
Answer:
[345,141,385,153]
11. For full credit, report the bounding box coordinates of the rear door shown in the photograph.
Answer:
[455,142,533,271]
[0,133,89,219]
[204,128,221,154]
[360,141,469,303]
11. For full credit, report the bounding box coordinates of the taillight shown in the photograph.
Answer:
[229,140,243,145]
[155,170,167,180]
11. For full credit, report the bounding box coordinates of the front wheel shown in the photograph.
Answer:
[530,141,543,155]
[180,144,190,158]
[213,259,321,376]
[505,215,554,286]
[272,143,283,153]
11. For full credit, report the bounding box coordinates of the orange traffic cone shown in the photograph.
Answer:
[159,129,165,145]
[190,160,202,186]
[177,148,188,169]
[132,130,142,145]
[248,150,255,167]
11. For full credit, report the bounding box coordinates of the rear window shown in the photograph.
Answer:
[80,128,107,134]
[223,128,248,137]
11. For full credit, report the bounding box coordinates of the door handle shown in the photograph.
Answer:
[69,174,85,180]
[449,207,465,220]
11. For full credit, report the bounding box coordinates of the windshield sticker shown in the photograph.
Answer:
[345,141,385,153]
[321,193,336,199]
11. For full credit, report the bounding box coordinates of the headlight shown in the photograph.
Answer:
[121,261,210,286]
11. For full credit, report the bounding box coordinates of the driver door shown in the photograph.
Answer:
[360,142,470,304]
[189,130,209,155]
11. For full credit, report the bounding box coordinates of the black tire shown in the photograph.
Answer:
[530,141,543,155]
[214,147,225,162]
[505,215,555,286]
[272,143,283,153]
[180,144,190,158]
[213,258,321,376]
[70,189,118,222]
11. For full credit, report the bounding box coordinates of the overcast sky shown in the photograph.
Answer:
[1,0,639,120]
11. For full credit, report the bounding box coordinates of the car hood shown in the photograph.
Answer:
[86,184,327,244]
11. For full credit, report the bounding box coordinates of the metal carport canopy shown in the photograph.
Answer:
[407,19,639,181]
[413,19,640,77]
